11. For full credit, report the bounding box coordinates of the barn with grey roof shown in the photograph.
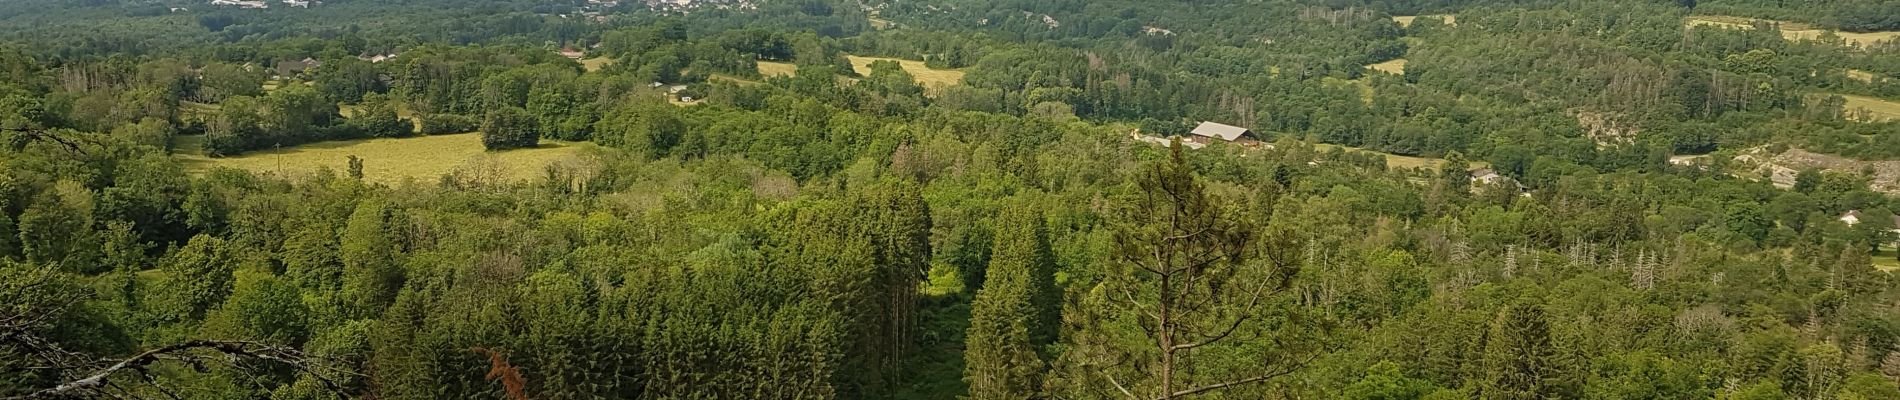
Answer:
[1190,122,1253,142]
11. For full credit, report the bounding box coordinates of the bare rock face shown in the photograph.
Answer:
[1732,146,1900,193]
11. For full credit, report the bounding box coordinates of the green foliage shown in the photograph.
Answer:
[480,106,540,150]
[962,204,1057,398]
[1481,295,1567,400]
[313,58,384,104]
[349,94,409,138]
[416,113,478,135]
[4,1,1900,399]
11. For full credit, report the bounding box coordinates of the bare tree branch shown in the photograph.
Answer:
[2,127,87,155]
[2,340,350,400]
[1158,349,1323,400]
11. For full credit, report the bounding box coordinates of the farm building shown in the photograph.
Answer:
[1191,122,1252,141]
[1187,122,1259,147]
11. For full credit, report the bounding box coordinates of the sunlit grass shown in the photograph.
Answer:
[171,133,592,185]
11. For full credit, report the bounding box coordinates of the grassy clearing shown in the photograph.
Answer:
[1839,94,1900,121]
[1392,14,1455,27]
[754,56,966,95]
[1873,247,1900,272]
[756,60,798,77]
[581,57,615,72]
[171,133,591,185]
[1310,142,1490,171]
[1321,76,1375,104]
[1686,16,1900,48]
[1367,59,1407,75]
[846,55,965,94]
[1847,69,1879,83]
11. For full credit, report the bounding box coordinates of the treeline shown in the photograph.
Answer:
[5,0,1900,399]
[9,79,1900,398]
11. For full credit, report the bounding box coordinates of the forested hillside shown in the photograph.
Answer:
[4,0,1900,399]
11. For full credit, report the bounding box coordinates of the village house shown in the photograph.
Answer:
[1840,210,1900,228]
[274,57,320,77]
[1840,210,1900,239]
[558,48,586,59]
[1471,167,1505,185]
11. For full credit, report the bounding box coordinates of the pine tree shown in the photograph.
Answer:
[964,205,1058,398]
[1063,142,1312,399]
[1482,296,1561,400]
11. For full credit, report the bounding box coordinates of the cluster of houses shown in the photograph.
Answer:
[1133,121,1524,188]
[1130,121,1265,150]
[640,0,757,13]
[208,0,316,9]
[358,53,399,64]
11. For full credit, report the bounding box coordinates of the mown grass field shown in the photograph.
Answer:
[846,55,965,92]
[1392,14,1456,27]
[1839,94,1900,121]
[754,56,966,95]
[172,133,591,185]
[581,57,616,72]
[1873,247,1900,272]
[1310,142,1490,171]
[1847,69,1879,83]
[1367,59,1407,75]
[1686,15,1900,48]
[756,60,798,77]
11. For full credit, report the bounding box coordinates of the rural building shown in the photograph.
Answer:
[274,57,320,77]
[1839,210,1900,238]
[1187,121,1259,147]
[1839,210,1900,227]
[1470,167,1527,189]
[1471,168,1504,185]
[1842,210,1863,225]
[559,48,586,59]
[1191,122,1252,141]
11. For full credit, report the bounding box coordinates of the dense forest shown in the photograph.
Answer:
[4,0,1900,399]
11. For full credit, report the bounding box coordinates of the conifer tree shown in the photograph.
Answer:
[964,204,1058,398]
[1062,142,1314,399]
[1482,296,1562,400]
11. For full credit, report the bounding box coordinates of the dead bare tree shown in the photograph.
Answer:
[3,340,349,400]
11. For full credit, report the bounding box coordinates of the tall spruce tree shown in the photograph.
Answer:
[964,204,1058,398]
[1482,296,1562,400]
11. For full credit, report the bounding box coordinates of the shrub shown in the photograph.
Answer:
[480,107,540,150]
[417,113,478,135]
